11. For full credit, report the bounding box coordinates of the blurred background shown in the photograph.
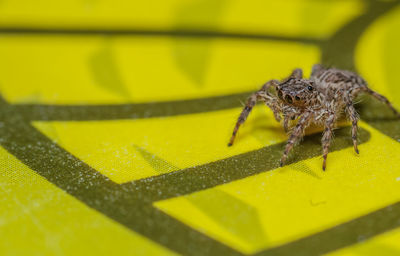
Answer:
[0,0,400,255]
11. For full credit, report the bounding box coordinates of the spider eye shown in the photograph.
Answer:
[277,90,283,99]
[285,95,293,104]
[295,96,300,101]
[307,86,313,91]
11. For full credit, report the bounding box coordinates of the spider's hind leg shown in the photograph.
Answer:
[365,88,400,118]
[311,64,325,77]
[290,68,303,79]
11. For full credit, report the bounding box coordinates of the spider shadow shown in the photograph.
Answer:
[356,95,400,140]
[280,160,323,180]
[285,125,370,167]
[235,113,286,144]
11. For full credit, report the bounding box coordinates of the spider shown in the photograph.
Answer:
[228,64,400,170]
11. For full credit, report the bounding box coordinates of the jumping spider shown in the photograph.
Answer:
[228,64,400,170]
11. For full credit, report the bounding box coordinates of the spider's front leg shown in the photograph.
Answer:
[283,115,292,133]
[280,111,312,167]
[283,112,299,133]
[321,113,336,171]
[228,80,279,146]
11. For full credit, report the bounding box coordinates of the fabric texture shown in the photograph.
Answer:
[1,0,400,255]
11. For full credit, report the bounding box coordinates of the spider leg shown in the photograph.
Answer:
[311,64,325,77]
[290,68,303,79]
[321,113,336,171]
[365,88,400,118]
[280,112,312,167]
[283,113,297,133]
[283,115,291,133]
[262,79,280,91]
[269,103,282,123]
[344,94,360,154]
[228,80,279,146]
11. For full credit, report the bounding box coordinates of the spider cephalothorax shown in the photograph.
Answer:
[277,77,319,108]
[228,64,400,170]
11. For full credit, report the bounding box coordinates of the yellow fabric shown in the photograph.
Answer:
[0,0,362,37]
[0,37,319,103]
[0,147,176,256]
[1,1,400,256]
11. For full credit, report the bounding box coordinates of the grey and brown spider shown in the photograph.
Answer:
[228,64,400,170]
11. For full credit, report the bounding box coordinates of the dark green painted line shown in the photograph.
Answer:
[12,91,251,121]
[256,201,400,256]
[321,0,400,71]
[0,27,322,45]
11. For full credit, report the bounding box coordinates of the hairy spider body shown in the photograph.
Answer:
[228,64,400,170]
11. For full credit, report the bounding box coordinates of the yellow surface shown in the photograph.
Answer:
[0,147,176,256]
[1,0,400,255]
[0,37,319,104]
[0,0,363,38]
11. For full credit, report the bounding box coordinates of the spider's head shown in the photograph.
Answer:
[276,78,317,107]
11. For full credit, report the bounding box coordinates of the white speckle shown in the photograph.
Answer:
[396,177,400,181]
